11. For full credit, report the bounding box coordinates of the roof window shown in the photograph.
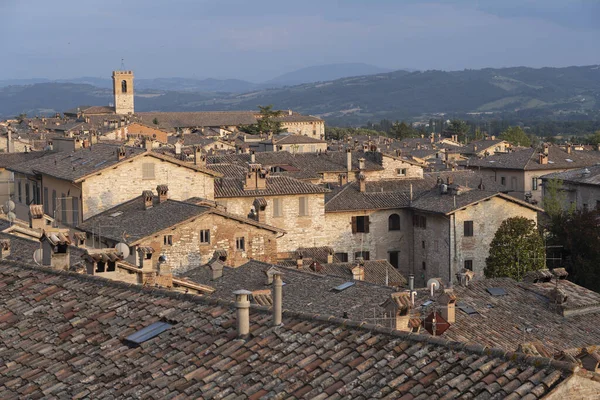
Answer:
[332,282,355,292]
[457,302,478,315]
[124,321,173,345]
[487,287,507,296]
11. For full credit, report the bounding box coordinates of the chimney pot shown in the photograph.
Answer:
[358,173,366,192]
[346,149,352,173]
[234,290,252,337]
[272,272,283,326]
[156,185,168,203]
[143,190,154,209]
[358,157,365,171]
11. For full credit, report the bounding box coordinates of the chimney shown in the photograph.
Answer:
[395,149,402,157]
[244,164,268,191]
[74,138,83,151]
[209,259,224,280]
[6,128,12,153]
[157,260,173,287]
[576,349,600,373]
[156,185,168,203]
[327,248,334,264]
[252,198,267,224]
[137,247,154,271]
[383,292,412,332]
[456,269,474,287]
[250,152,256,163]
[41,229,71,271]
[272,271,283,326]
[29,204,46,230]
[144,137,154,150]
[352,262,365,281]
[296,252,304,269]
[566,144,572,154]
[473,144,478,152]
[193,146,202,165]
[234,290,252,337]
[143,190,154,209]
[175,141,182,155]
[358,157,365,171]
[539,153,548,165]
[438,289,456,324]
[346,149,352,173]
[0,239,11,259]
[543,144,549,155]
[117,146,126,161]
[338,173,348,186]
[491,135,495,140]
[358,173,366,193]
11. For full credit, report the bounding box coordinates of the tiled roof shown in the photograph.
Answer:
[321,260,407,287]
[0,232,86,269]
[542,165,600,186]
[215,175,329,198]
[0,261,580,399]
[468,146,600,171]
[265,134,326,145]
[463,139,507,154]
[77,196,283,244]
[0,151,50,169]
[423,278,600,353]
[64,105,115,115]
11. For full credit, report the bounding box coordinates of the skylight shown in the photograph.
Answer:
[332,282,355,292]
[566,159,573,162]
[110,211,123,217]
[457,302,478,315]
[125,321,173,345]
[487,287,507,296]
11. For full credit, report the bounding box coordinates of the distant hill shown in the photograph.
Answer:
[266,63,394,86]
[1,65,599,124]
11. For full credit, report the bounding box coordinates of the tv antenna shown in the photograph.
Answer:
[120,58,126,70]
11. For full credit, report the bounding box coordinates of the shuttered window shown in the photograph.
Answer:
[61,193,67,223]
[72,197,79,226]
[351,216,369,233]
[142,163,155,180]
[464,221,474,237]
[298,197,309,216]
[273,198,283,217]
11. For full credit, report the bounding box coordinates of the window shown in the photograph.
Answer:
[500,177,506,186]
[532,177,538,191]
[596,200,600,210]
[422,240,426,249]
[17,182,22,203]
[72,198,79,226]
[396,168,407,176]
[464,260,473,271]
[422,261,426,270]
[389,251,399,269]
[354,251,370,261]
[413,215,426,229]
[121,80,128,93]
[164,235,173,246]
[273,198,283,217]
[335,252,348,262]
[312,129,317,136]
[200,229,210,244]
[61,193,67,223]
[43,188,49,214]
[142,163,155,180]
[388,214,400,231]
[352,216,369,233]
[236,237,245,251]
[299,196,309,216]
[464,221,474,237]
[310,145,316,152]
[25,183,30,204]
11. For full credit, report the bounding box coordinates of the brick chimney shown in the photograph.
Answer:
[41,229,71,271]
[209,258,224,280]
[382,292,412,332]
[456,268,475,286]
[346,149,352,173]
[438,289,456,324]
[352,262,365,281]
[143,190,154,209]
[117,146,126,161]
[175,141,182,155]
[296,252,304,269]
[326,248,334,264]
[543,144,549,155]
[358,173,366,193]
[0,239,11,260]
[272,271,283,326]
[234,290,252,337]
[29,204,46,230]
[539,153,548,165]
[338,173,348,186]
[156,185,168,204]
[193,146,203,165]
[244,164,268,191]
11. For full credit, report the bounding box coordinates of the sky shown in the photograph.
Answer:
[1,0,599,82]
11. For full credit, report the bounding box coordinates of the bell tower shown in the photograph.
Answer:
[112,70,134,115]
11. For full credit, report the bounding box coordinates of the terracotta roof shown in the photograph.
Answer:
[315,260,407,287]
[215,175,329,198]
[64,105,115,115]
[0,261,580,399]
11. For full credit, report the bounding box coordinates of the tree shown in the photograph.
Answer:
[239,105,285,135]
[391,121,416,140]
[485,217,545,280]
[152,118,159,125]
[446,119,470,142]
[499,126,531,147]
[541,178,572,222]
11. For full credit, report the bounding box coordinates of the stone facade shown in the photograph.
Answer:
[217,193,325,254]
[81,155,215,220]
[377,155,424,180]
[104,122,169,144]
[113,70,134,115]
[281,120,324,139]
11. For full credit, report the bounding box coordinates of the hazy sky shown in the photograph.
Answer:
[2,0,599,81]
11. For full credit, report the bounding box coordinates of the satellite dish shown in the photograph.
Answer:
[4,200,15,212]
[33,249,43,265]
[158,255,167,263]
[427,278,441,297]
[115,242,130,259]
[7,212,16,223]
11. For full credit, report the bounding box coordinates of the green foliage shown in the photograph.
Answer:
[390,121,418,140]
[446,119,470,142]
[546,209,600,292]
[16,113,27,122]
[325,126,381,140]
[499,126,531,147]
[541,178,572,221]
[485,217,546,280]
[152,118,159,125]
[239,105,285,136]
[585,130,600,145]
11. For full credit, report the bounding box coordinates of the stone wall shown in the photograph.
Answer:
[218,193,325,254]
[281,121,325,139]
[82,154,215,220]
[378,156,424,180]
[545,374,600,399]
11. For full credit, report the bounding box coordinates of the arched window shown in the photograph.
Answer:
[121,80,128,93]
[388,213,400,231]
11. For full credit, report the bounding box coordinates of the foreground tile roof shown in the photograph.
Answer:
[0,261,581,399]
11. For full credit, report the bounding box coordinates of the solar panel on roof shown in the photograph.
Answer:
[332,282,355,292]
[487,287,507,296]
[457,302,478,315]
[94,160,108,168]
[125,321,173,345]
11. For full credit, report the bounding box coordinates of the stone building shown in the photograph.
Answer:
[8,143,220,225]
[323,171,541,287]
[76,188,282,274]
[541,165,600,212]
[257,134,328,153]
[112,70,134,115]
